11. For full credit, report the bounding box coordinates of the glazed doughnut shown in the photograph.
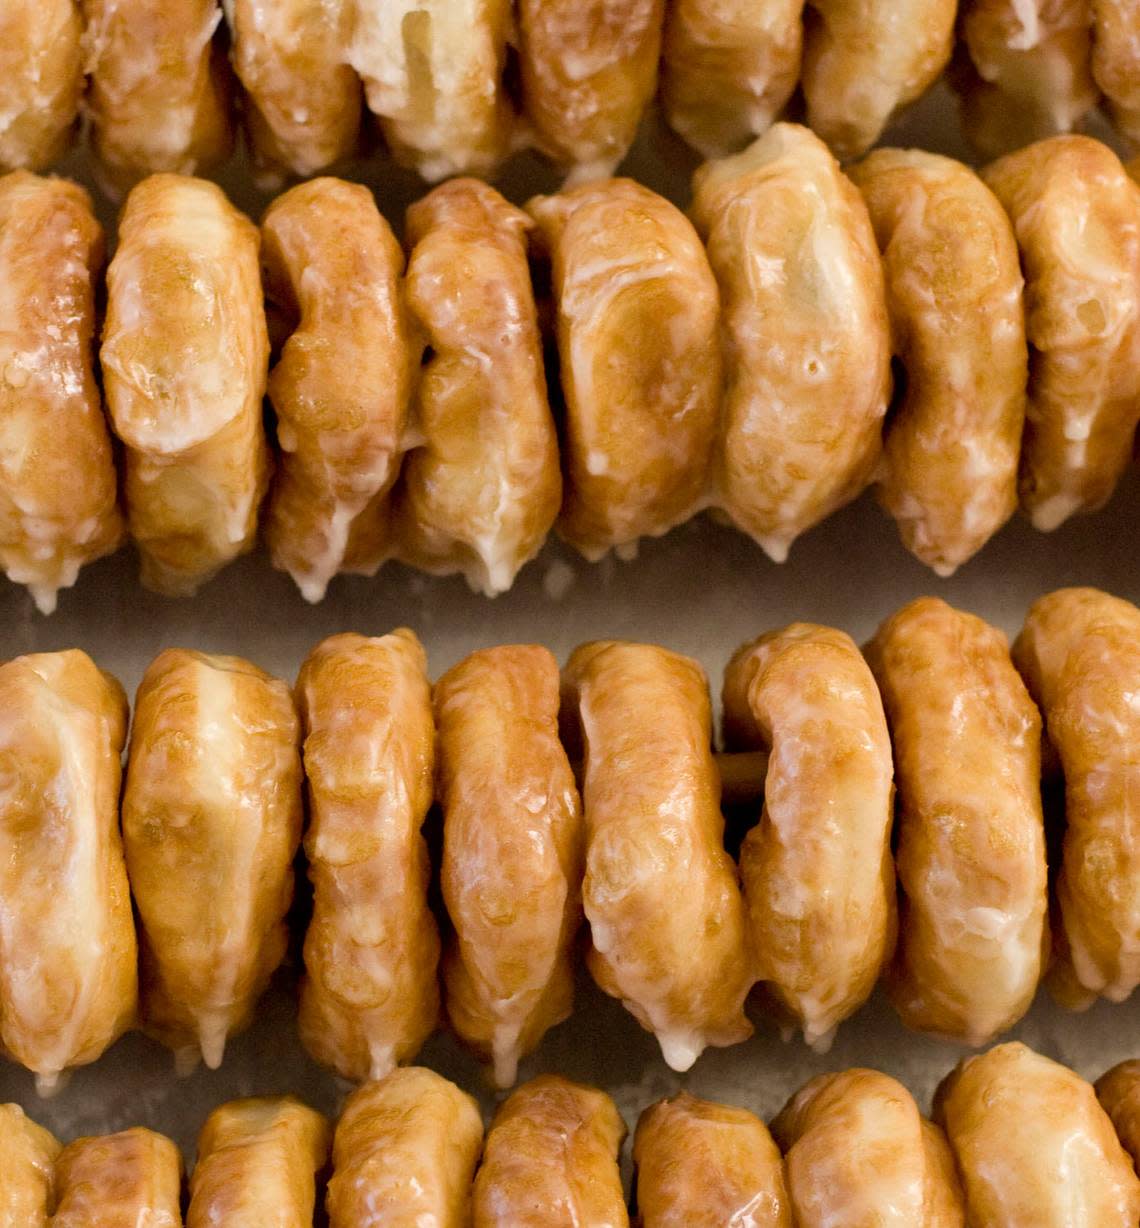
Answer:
[326,1068,483,1228]
[435,646,583,1087]
[0,0,82,173]
[1094,1,1140,145]
[472,1076,627,1227]
[0,651,135,1094]
[935,1042,1140,1225]
[723,623,895,1049]
[81,0,233,195]
[984,137,1140,530]
[562,640,752,1072]
[0,1104,59,1225]
[261,177,413,603]
[865,598,1048,1046]
[101,174,270,596]
[0,172,123,614]
[691,124,890,563]
[224,0,362,183]
[660,0,802,158]
[771,1069,965,1226]
[1097,1060,1140,1166]
[516,0,663,178]
[800,0,956,160]
[1012,587,1140,1008]
[394,179,561,595]
[849,150,1026,574]
[346,0,512,181]
[955,0,1098,158]
[52,1129,182,1228]
[632,1092,792,1227]
[187,1097,331,1228]
[295,632,440,1082]
[527,179,720,562]
[121,649,302,1072]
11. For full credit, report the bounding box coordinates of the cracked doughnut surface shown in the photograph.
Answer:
[53,1128,182,1228]
[0,1103,60,1226]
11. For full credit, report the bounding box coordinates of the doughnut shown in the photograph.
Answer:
[346,0,512,181]
[0,0,82,172]
[1097,1060,1140,1167]
[0,1104,60,1225]
[435,646,583,1088]
[1012,587,1140,1008]
[101,174,270,596]
[53,1129,182,1228]
[516,0,663,178]
[660,0,802,158]
[1094,1,1140,145]
[394,179,561,595]
[632,1092,792,1227]
[849,149,1027,574]
[261,177,413,603]
[955,0,1098,158]
[121,649,302,1072]
[772,1069,965,1226]
[527,179,720,562]
[81,0,233,195]
[865,598,1048,1045]
[0,651,135,1094]
[326,1068,483,1228]
[224,0,362,183]
[723,623,895,1049]
[0,172,123,613]
[472,1076,627,1227]
[187,1097,331,1227]
[984,137,1140,530]
[800,0,956,159]
[935,1042,1140,1225]
[294,631,440,1082]
[691,124,890,563]
[562,640,752,1072]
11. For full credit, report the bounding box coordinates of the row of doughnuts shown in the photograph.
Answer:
[3,584,1139,1092]
[2,0,1139,189]
[9,1044,1140,1226]
[7,126,1140,613]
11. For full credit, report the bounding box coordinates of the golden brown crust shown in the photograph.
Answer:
[1013,587,1140,1007]
[660,0,803,158]
[0,0,82,172]
[517,0,664,175]
[849,149,1026,574]
[692,124,890,562]
[936,1042,1140,1225]
[188,1096,330,1228]
[865,598,1047,1045]
[394,179,561,595]
[473,1076,627,1227]
[122,649,302,1071]
[0,651,135,1093]
[435,645,582,1087]
[102,174,269,595]
[1094,1,1140,144]
[53,1128,182,1228]
[0,171,123,613]
[723,623,895,1048]
[1097,1060,1140,1166]
[563,640,752,1071]
[295,631,440,1082]
[0,1104,60,1226]
[226,0,361,182]
[773,1069,965,1227]
[81,0,233,196]
[983,137,1140,531]
[326,1068,483,1228]
[528,179,720,561]
[633,1092,791,1228]
[801,0,955,159]
[261,177,413,602]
